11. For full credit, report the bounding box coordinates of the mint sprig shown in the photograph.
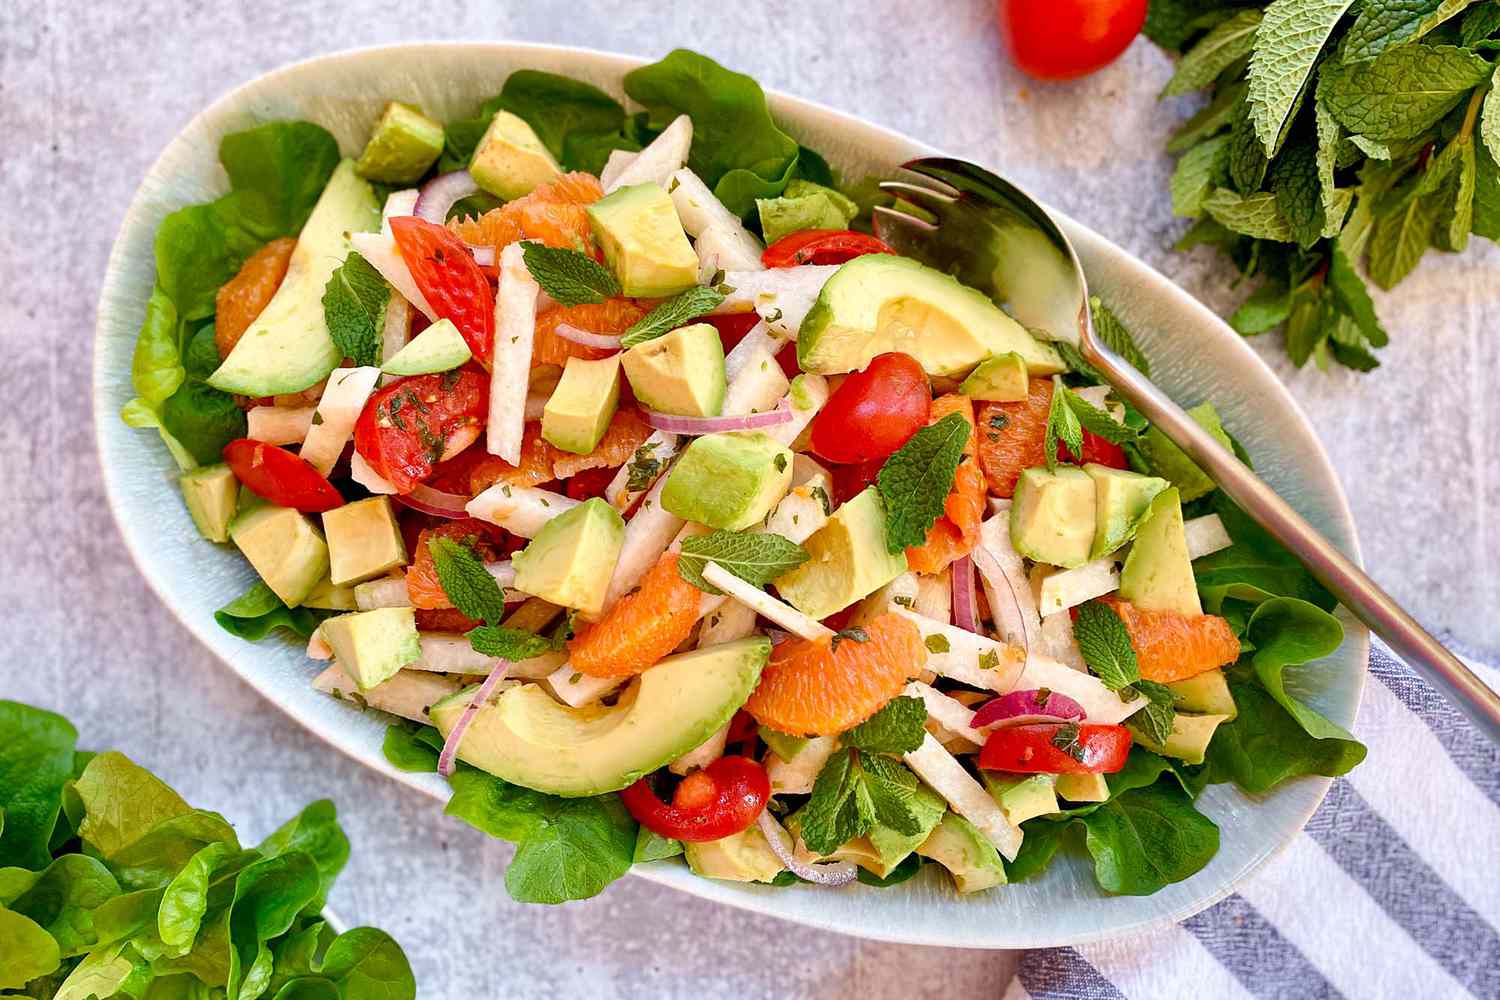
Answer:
[619,286,726,348]
[842,696,927,755]
[1128,679,1179,747]
[1060,385,1136,446]
[520,241,620,306]
[429,537,508,625]
[322,251,389,367]
[676,530,809,595]
[468,625,557,661]
[1043,377,1083,471]
[876,411,971,553]
[1072,600,1140,691]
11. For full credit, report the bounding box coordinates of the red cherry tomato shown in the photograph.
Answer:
[810,353,931,464]
[563,466,616,502]
[621,756,770,843]
[725,709,759,746]
[761,229,896,268]
[222,439,345,513]
[705,312,802,378]
[1063,430,1129,469]
[999,0,1148,81]
[353,370,489,494]
[389,216,495,364]
[978,723,1133,774]
[831,456,884,505]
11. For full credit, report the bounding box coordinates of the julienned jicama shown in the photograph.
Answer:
[124,48,1367,906]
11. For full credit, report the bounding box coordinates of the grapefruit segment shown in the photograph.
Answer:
[976,377,1053,498]
[405,518,503,610]
[215,237,296,359]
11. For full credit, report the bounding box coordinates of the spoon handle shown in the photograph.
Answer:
[1083,336,1500,744]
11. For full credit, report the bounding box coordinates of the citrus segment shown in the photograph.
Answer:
[468,425,561,494]
[1097,596,1240,683]
[553,407,652,479]
[906,394,985,574]
[215,237,296,359]
[976,377,1053,498]
[568,554,702,678]
[534,298,649,368]
[447,171,603,255]
[405,518,504,610]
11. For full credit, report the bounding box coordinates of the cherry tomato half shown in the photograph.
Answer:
[810,353,931,464]
[222,439,345,513]
[1063,430,1129,469]
[621,756,770,843]
[390,216,495,364]
[978,723,1133,774]
[831,456,884,505]
[563,465,616,502]
[353,370,489,494]
[999,0,1148,81]
[761,229,896,268]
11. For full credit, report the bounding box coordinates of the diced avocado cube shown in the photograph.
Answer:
[180,463,238,543]
[322,497,409,587]
[1085,464,1169,559]
[1129,711,1231,765]
[512,497,624,617]
[661,431,794,531]
[1118,487,1202,616]
[916,812,1008,893]
[758,726,809,762]
[1054,771,1109,803]
[319,607,421,690]
[755,179,859,245]
[621,323,726,417]
[304,576,358,611]
[587,183,699,298]
[1138,402,1233,502]
[774,487,907,620]
[684,825,786,883]
[1167,668,1236,718]
[1010,466,1097,568]
[959,353,1030,402]
[980,772,1060,826]
[229,505,329,607]
[354,102,445,185]
[469,110,563,201]
[542,355,622,455]
[380,318,472,376]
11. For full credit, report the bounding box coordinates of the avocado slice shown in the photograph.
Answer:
[1129,711,1231,765]
[322,496,409,587]
[980,772,1060,826]
[621,323,727,417]
[959,352,1029,402]
[511,498,625,618]
[797,254,1065,377]
[380,318,472,376]
[431,636,771,796]
[758,726,809,762]
[1118,487,1202,616]
[355,102,444,185]
[1010,466,1097,568]
[208,161,382,397]
[684,824,786,883]
[755,179,858,244]
[1138,402,1234,502]
[320,607,422,690]
[1167,668,1236,718]
[1054,771,1110,803]
[542,355,622,455]
[916,812,1008,893]
[774,487,908,621]
[1085,464,1169,559]
[587,183,699,298]
[469,110,563,201]
[229,504,329,607]
[179,463,238,543]
[661,431,793,531]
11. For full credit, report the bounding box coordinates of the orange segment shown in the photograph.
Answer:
[468,425,561,494]
[466,409,652,495]
[215,237,296,359]
[1098,596,1240,683]
[906,394,985,574]
[568,554,702,678]
[405,518,503,611]
[447,171,603,255]
[553,407,652,479]
[976,377,1053,498]
[534,298,649,368]
[744,612,927,737]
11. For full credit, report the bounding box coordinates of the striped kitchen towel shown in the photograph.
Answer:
[1005,637,1500,1000]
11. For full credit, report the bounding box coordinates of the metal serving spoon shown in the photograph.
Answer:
[874,156,1500,743]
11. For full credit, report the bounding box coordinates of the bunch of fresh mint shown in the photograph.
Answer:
[0,701,415,1000]
[1149,0,1500,371]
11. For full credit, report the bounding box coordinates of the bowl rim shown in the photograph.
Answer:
[92,39,1367,949]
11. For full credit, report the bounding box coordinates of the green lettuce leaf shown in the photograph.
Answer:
[0,701,77,871]
[214,582,325,642]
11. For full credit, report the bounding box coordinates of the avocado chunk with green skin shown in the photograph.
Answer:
[774,487,908,620]
[785,781,946,877]
[661,431,794,531]
[1054,771,1110,803]
[797,254,1066,377]
[380,318,472,376]
[1130,712,1231,765]
[755,179,859,245]
[469,110,564,201]
[1085,464,1170,559]
[959,352,1030,402]
[511,498,624,617]
[1010,466,1097,569]
[431,636,771,796]
[355,102,445,185]
[229,504,329,607]
[542,355,622,455]
[981,772,1060,826]
[180,463,238,543]
[208,161,382,397]
[322,496,409,587]
[684,823,786,883]
[319,607,421,690]
[1167,668,1237,718]
[917,812,1008,893]
[621,323,726,417]
[587,183,700,298]
[1139,402,1234,502]
[758,726,809,762]
[1119,487,1202,616]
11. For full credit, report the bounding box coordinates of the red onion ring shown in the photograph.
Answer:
[970,689,1086,729]
[414,170,480,224]
[392,483,470,519]
[553,323,622,350]
[756,811,857,886]
[951,555,979,634]
[644,401,793,435]
[437,660,512,777]
[466,243,496,267]
[972,544,1030,658]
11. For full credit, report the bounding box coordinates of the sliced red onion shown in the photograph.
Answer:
[756,811,857,887]
[392,483,470,518]
[553,323,622,350]
[951,555,979,634]
[415,171,480,224]
[644,401,792,436]
[486,560,516,589]
[437,661,511,777]
[971,544,1030,658]
[765,628,791,646]
[466,243,496,268]
[970,689,1086,729]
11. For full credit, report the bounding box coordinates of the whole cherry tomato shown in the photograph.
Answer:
[222,439,345,512]
[978,723,1133,774]
[999,0,1148,81]
[390,216,495,364]
[1063,430,1129,469]
[810,353,931,464]
[353,370,489,493]
[761,229,896,268]
[621,756,770,842]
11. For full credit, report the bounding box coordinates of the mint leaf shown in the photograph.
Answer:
[321,251,389,367]
[1321,44,1491,141]
[619,286,725,348]
[1203,190,1295,240]
[1314,94,1355,237]
[1482,66,1500,165]
[676,530,809,595]
[428,536,508,625]
[1270,142,1324,248]
[876,412,971,553]
[1086,297,1151,377]
[1342,0,1481,63]
[1072,600,1140,691]
[1228,99,1270,192]
[1043,377,1083,471]
[1475,131,1500,238]
[1326,242,1388,347]
[468,625,556,661]
[799,748,874,855]
[1167,81,1247,154]
[1368,169,1448,290]
[519,241,620,307]
[624,439,665,493]
[1060,385,1135,445]
[1230,282,1292,335]
[1162,9,1263,98]
[1170,135,1231,217]
[1463,1,1500,44]
[1246,0,1356,156]
[858,754,925,836]
[1127,679,1178,747]
[842,696,928,754]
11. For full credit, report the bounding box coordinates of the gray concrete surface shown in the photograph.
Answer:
[1,1,1492,996]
